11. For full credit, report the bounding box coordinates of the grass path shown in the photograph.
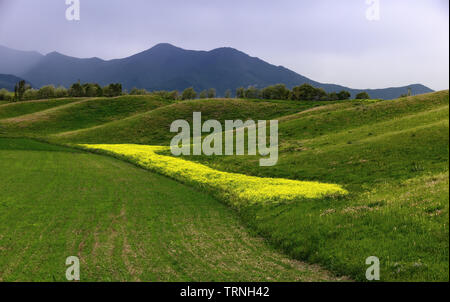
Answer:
[0,138,345,281]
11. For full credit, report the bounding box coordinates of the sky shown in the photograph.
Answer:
[0,0,448,91]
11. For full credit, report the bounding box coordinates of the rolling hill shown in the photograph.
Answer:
[0,43,433,99]
[0,95,171,136]
[0,90,448,281]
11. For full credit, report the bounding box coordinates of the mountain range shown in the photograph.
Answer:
[0,43,433,99]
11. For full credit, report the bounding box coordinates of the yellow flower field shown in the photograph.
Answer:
[81,144,348,206]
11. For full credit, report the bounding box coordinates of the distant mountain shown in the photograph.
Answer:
[0,43,433,99]
[0,45,43,76]
[0,74,30,91]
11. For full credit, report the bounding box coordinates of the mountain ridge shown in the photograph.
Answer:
[0,43,433,99]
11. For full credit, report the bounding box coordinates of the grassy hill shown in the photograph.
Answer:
[0,91,448,281]
[50,98,329,145]
[159,92,447,281]
[0,95,171,137]
[0,98,82,120]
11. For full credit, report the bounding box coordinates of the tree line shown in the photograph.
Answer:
[131,84,372,101]
[0,81,372,102]
[236,84,370,101]
[0,81,123,102]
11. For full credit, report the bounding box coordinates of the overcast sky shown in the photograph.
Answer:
[0,0,448,90]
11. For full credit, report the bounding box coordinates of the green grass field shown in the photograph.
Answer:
[0,91,448,281]
[0,138,344,282]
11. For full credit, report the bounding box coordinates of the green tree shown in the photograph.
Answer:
[55,86,68,98]
[236,87,245,98]
[0,88,14,101]
[328,92,339,101]
[111,83,122,96]
[23,89,38,100]
[14,80,29,102]
[337,90,351,100]
[272,84,290,100]
[261,86,274,99]
[130,87,149,95]
[355,92,370,99]
[290,83,315,100]
[224,89,232,98]
[82,83,102,97]
[207,88,216,98]
[69,81,85,97]
[168,90,179,100]
[94,84,103,97]
[103,83,122,97]
[37,85,56,99]
[199,90,208,99]
[181,87,197,100]
[244,86,260,99]
[290,83,327,101]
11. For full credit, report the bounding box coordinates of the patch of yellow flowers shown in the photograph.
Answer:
[81,144,347,206]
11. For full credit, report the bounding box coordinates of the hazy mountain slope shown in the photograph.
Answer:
[0,45,43,76]
[0,74,30,90]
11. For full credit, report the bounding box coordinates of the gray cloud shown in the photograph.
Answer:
[0,0,448,90]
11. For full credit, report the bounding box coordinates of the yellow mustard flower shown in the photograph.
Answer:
[81,144,347,206]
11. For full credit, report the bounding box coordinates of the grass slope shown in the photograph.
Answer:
[0,98,82,120]
[0,138,343,282]
[51,98,331,144]
[0,95,171,137]
[1,91,448,281]
[168,91,449,281]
